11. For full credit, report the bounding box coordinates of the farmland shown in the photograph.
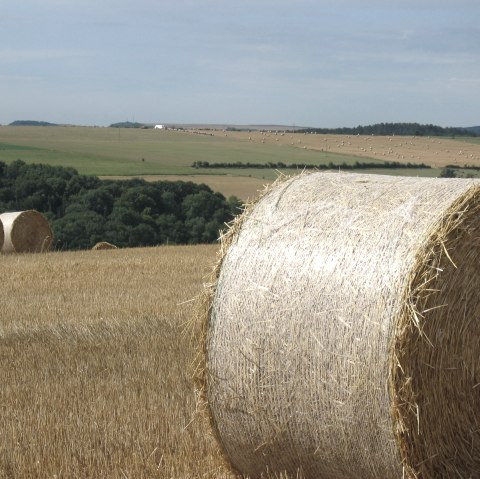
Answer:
[2,125,480,476]
[217,129,480,168]
[100,174,269,202]
[0,126,367,177]
[0,245,239,478]
[1,125,480,200]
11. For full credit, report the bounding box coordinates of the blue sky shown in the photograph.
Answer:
[1,0,479,127]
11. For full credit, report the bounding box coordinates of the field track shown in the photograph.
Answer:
[0,245,239,478]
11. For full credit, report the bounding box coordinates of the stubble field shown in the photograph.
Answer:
[0,245,238,479]
[98,174,269,202]
[3,125,480,476]
[213,130,480,168]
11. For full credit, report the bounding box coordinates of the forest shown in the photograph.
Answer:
[0,160,241,250]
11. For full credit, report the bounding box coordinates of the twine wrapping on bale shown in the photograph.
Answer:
[92,241,118,250]
[0,210,53,254]
[199,172,480,479]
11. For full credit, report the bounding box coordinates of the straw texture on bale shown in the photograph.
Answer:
[201,172,480,479]
[92,241,118,250]
[0,210,53,253]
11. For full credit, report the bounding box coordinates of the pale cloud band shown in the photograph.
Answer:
[0,1,479,127]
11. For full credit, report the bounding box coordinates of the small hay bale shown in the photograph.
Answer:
[0,210,53,254]
[200,172,480,478]
[92,241,117,250]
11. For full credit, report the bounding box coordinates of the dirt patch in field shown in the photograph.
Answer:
[100,174,270,201]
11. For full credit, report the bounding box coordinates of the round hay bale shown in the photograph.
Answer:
[0,210,53,254]
[201,172,480,478]
[92,241,117,250]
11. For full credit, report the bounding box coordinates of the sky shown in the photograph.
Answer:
[1,0,479,128]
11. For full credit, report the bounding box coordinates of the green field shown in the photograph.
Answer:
[453,136,480,145]
[2,126,472,186]
[0,125,389,178]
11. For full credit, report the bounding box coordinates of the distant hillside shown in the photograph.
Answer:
[463,126,480,135]
[9,120,59,127]
[300,122,477,137]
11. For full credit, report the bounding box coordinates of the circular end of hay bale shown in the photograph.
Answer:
[202,172,480,478]
[92,241,117,250]
[0,210,53,253]
[392,188,480,478]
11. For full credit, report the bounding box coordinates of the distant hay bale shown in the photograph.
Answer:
[200,172,480,478]
[0,210,53,254]
[92,241,117,250]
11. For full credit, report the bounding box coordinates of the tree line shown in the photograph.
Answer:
[192,160,431,170]
[0,160,241,250]
[299,122,476,137]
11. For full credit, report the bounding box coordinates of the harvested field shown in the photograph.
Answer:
[0,126,364,177]
[3,125,460,181]
[99,175,270,201]
[215,130,480,168]
[0,245,236,478]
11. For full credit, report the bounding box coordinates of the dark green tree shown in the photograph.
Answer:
[0,161,239,250]
[439,168,457,178]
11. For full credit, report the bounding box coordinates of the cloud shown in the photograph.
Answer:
[0,74,38,82]
[448,77,480,86]
[0,48,91,64]
[1,1,479,127]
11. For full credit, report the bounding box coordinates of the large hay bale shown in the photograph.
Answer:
[201,172,480,478]
[0,210,53,253]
